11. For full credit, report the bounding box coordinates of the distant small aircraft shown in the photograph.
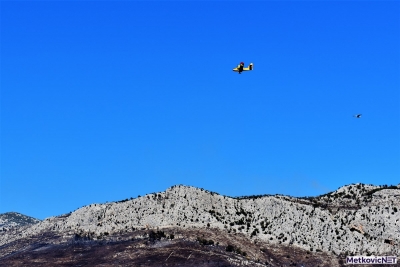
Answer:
[233,62,253,74]
[353,114,362,118]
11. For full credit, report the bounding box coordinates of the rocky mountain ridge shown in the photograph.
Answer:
[0,212,40,231]
[1,183,399,266]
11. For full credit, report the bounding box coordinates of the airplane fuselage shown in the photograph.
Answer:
[233,62,252,74]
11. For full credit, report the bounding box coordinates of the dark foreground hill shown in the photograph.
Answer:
[0,227,356,267]
[2,227,399,267]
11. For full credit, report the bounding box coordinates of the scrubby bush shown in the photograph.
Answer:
[226,244,235,252]
[197,237,214,246]
[148,230,166,241]
[226,244,247,256]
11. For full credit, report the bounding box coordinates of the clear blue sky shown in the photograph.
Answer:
[1,1,399,220]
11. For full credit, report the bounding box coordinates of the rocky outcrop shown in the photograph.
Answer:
[0,212,40,231]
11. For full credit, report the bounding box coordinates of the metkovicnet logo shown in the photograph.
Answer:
[346,256,397,264]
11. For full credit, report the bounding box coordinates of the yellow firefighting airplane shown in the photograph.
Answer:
[233,62,253,74]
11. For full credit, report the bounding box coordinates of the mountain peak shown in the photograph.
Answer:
[0,212,41,231]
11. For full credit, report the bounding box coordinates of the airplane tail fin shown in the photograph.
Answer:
[249,63,253,70]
